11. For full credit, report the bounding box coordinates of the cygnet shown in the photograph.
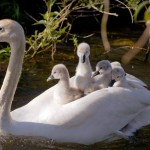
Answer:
[73,42,94,92]
[110,67,147,89]
[111,61,147,88]
[92,60,112,88]
[47,64,83,104]
[110,67,129,87]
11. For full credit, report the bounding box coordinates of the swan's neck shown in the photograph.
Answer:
[0,39,25,118]
[76,58,92,75]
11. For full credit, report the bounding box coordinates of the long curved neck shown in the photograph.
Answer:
[0,39,25,118]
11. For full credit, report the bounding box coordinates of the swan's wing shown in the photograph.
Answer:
[43,87,150,130]
[11,77,75,122]
[120,106,150,137]
[11,86,150,144]
[45,87,150,143]
[11,85,56,122]
[126,73,147,87]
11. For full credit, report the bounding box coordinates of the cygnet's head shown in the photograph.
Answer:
[111,67,126,82]
[111,61,121,68]
[92,60,112,77]
[47,64,70,81]
[77,42,90,63]
[0,19,25,44]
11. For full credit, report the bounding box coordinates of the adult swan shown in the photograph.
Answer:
[0,19,150,145]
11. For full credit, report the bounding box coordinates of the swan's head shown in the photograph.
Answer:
[109,67,126,86]
[92,60,112,77]
[47,64,70,81]
[77,42,90,63]
[0,19,25,44]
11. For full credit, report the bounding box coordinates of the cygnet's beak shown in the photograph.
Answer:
[109,79,116,87]
[81,54,86,63]
[91,71,100,78]
[47,75,54,82]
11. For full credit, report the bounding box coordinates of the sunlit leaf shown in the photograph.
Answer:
[134,1,149,22]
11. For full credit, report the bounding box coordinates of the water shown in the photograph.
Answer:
[0,30,150,149]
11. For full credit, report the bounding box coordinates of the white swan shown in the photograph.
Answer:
[47,64,83,104]
[1,19,150,145]
[120,106,150,137]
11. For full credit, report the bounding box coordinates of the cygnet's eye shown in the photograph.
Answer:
[0,27,4,32]
[100,67,103,69]
[53,71,56,74]
[117,76,120,78]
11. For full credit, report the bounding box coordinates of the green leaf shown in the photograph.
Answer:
[134,1,149,22]
[144,6,150,23]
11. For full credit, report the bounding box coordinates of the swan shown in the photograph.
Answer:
[47,64,83,104]
[1,19,150,144]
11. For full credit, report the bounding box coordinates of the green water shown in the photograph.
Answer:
[0,31,150,150]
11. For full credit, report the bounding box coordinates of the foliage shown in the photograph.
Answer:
[26,0,74,59]
[0,47,11,59]
[133,0,150,23]
[26,0,104,60]
[0,0,150,59]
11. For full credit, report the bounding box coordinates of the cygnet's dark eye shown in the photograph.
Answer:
[0,27,4,32]
[100,67,103,69]
[54,71,56,74]
[117,76,120,78]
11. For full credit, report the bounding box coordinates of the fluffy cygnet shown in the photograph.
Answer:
[110,67,129,87]
[73,42,94,92]
[111,61,147,88]
[47,64,83,104]
[92,60,112,89]
[110,67,146,89]
[111,61,122,68]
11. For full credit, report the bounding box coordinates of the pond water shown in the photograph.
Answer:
[0,30,150,150]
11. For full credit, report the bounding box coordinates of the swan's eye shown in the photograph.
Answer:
[54,71,56,74]
[100,67,102,69]
[117,76,119,78]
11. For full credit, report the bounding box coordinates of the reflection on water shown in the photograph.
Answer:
[0,31,150,149]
